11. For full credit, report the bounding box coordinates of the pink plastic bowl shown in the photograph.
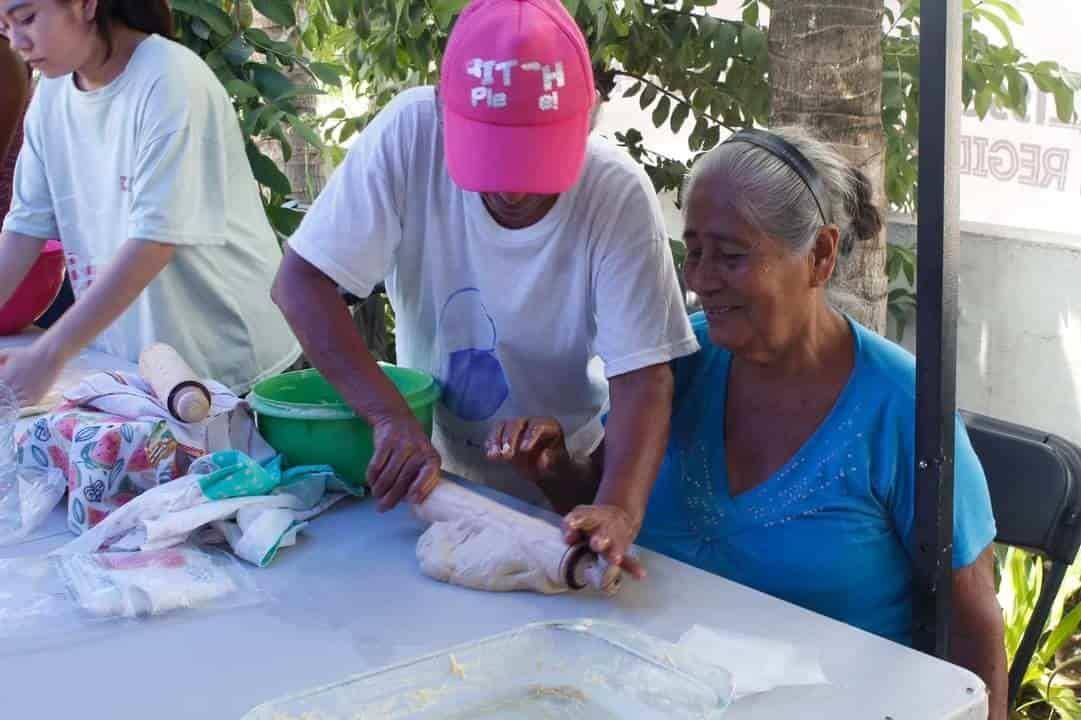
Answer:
[0,240,66,336]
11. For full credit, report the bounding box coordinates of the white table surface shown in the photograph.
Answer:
[1,335,989,720]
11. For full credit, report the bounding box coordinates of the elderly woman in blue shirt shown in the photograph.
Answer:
[485,127,1006,718]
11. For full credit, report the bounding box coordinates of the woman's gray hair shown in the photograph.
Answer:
[682,126,883,274]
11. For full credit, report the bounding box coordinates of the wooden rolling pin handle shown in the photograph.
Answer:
[169,381,212,424]
[138,343,212,424]
[561,544,623,595]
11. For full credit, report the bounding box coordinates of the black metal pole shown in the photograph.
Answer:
[912,0,963,657]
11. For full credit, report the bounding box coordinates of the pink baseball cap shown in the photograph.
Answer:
[439,0,595,194]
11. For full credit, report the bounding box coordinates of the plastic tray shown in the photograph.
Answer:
[244,619,734,719]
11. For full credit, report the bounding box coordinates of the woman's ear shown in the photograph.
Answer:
[80,0,101,23]
[809,225,840,288]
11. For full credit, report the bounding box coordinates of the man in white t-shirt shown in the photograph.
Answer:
[273,0,697,577]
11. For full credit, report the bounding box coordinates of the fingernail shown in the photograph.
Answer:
[501,442,512,454]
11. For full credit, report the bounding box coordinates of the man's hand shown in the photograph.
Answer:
[485,416,570,481]
[367,413,442,512]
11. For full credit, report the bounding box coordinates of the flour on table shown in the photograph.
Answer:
[416,518,566,594]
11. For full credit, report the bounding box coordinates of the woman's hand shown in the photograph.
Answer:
[0,344,63,407]
[485,416,571,482]
[563,504,646,579]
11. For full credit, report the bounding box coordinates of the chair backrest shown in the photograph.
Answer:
[962,411,1081,708]
[962,411,1081,564]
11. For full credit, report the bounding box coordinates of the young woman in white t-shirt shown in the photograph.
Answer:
[0,0,299,401]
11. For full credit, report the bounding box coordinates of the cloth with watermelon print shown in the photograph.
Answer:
[54,451,362,567]
[15,370,275,540]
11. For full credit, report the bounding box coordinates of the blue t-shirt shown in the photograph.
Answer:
[637,313,997,645]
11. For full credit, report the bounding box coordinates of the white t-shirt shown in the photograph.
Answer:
[2,35,299,392]
[289,87,697,501]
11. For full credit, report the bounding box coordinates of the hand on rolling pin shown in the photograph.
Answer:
[486,418,646,580]
[367,413,442,512]
[563,505,646,580]
[0,344,63,407]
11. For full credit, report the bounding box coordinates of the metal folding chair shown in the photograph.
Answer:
[962,410,1081,707]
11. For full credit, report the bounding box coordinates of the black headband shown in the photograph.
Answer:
[723,129,831,225]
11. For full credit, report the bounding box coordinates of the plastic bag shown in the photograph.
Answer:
[0,545,264,654]
[0,466,67,545]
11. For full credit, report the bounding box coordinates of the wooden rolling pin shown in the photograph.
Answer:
[138,343,212,424]
[414,480,623,595]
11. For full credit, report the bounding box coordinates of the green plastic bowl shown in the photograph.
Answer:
[249,365,441,492]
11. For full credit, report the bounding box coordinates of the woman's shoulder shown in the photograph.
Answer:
[850,319,917,402]
[671,312,730,397]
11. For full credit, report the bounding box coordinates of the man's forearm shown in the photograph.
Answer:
[594,363,673,524]
[534,447,603,515]
[271,249,413,425]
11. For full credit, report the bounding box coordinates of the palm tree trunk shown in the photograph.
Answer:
[768,0,889,334]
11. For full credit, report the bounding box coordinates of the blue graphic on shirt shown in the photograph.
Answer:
[438,288,509,421]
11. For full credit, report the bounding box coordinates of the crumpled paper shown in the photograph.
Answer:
[678,624,829,699]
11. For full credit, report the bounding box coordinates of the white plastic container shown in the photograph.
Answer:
[243,619,735,719]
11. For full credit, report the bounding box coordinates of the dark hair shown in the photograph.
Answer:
[92,0,174,58]
[841,166,883,256]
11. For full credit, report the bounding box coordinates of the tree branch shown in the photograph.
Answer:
[612,70,737,132]
[639,1,747,25]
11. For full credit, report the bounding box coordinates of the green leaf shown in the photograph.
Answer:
[251,64,296,100]
[982,0,1023,25]
[221,36,254,67]
[339,119,360,144]
[434,0,471,28]
[1005,68,1028,114]
[310,62,346,88]
[703,124,721,149]
[974,86,994,119]
[739,25,766,63]
[327,0,351,25]
[1055,86,1077,123]
[639,84,658,109]
[252,0,296,27]
[622,81,642,98]
[171,0,234,36]
[243,104,274,136]
[973,7,1013,48]
[287,114,325,149]
[1041,600,1081,666]
[714,21,737,57]
[652,96,671,128]
[266,205,306,236]
[243,28,297,59]
[561,0,581,17]
[275,85,325,102]
[670,101,690,133]
[225,79,261,100]
[742,1,759,25]
[190,17,211,41]
[245,142,292,196]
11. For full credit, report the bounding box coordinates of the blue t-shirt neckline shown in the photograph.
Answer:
[716,316,866,513]
[640,311,997,645]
